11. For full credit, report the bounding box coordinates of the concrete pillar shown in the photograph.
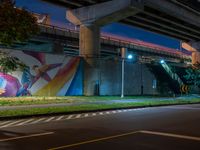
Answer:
[192,51,200,65]
[79,24,100,57]
[80,24,100,96]
[66,0,143,95]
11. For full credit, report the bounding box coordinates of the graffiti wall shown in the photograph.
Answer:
[0,50,83,96]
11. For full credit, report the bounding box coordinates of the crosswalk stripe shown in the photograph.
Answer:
[84,114,89,117]
[66,115,73,119]
[0,121,12,126]
[45,117,56,122]
[99,112,104,115]
[0,120,24,128]
[75,114,81,118]
[16,119,35,126]
[31,118,46,124]
[56,116,64,121]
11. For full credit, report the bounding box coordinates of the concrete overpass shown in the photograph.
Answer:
[43,0,200,61]
[1,23,191,64]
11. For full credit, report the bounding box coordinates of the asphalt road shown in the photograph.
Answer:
[1,104,200,150]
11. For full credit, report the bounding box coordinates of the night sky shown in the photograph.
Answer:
[15,0,181,49]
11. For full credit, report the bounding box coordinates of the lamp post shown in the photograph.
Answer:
[121,48,133,98]
[121,57,125,98]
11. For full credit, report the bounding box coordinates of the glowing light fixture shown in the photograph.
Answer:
[160,59,165,64]
[127,54,133,59]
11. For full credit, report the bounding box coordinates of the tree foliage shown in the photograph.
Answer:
[183,63,200,88]
[0,0,39,45]
[0,0,38,73]
[0,51,26,73]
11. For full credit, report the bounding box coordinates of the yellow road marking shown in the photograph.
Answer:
[48,131,139,150]
[0,132,54,142]
[140,130,200,142]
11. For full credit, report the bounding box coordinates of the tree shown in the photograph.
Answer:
[0,0,39,73]
[0,51,26,73]
[183,67,200,88]
[0,0,39,45]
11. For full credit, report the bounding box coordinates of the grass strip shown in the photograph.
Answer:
[0,96,170,106]
[0,98,200,118]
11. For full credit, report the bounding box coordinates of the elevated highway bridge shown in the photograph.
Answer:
[43,0,200,64]
[1,23,191,64]
[44,0,200,42]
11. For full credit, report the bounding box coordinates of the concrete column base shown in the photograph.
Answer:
[83,58,100,96]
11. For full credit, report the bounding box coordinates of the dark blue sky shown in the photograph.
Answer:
[15,0,180,49]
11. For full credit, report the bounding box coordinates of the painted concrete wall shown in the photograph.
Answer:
[0,50,161,96]
[0,49,83,97]
[86,59,158,96]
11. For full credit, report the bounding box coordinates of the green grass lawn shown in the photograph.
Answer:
[0,97,200,118]
[0,96,166,106]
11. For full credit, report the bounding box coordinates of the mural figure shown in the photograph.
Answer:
[0,72,21,96]
[16,51,62,96]
[0,50,83,97]
[0,77,7,95]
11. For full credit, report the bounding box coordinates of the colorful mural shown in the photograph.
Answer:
[0,50,83,96]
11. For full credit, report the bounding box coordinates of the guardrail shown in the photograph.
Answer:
[38,23,192,59]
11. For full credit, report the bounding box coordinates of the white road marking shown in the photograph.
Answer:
[66,115,73,119]
[31,118,46,124]
[84,114,89,117]
[0,107,145,128]
[0,121,12,126]
[0,120,23,128]
[45,117,56,122]
[0,132,54,142]
[56,116,64,121]
[92,113,96,116]
[140,130,200,142]
[75,114,81,118]
[16,119,35,126]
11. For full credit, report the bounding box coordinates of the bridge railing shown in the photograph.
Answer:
[38,23,191,60]
[101,33,190,57]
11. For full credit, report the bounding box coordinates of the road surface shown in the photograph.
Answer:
[1,104,200,150]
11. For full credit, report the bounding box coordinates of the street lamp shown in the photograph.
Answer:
[160,59,165,64]
[127,54,133,59]
[121,48,132,98]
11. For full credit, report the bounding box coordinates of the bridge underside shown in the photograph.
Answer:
[43,0,200,42]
